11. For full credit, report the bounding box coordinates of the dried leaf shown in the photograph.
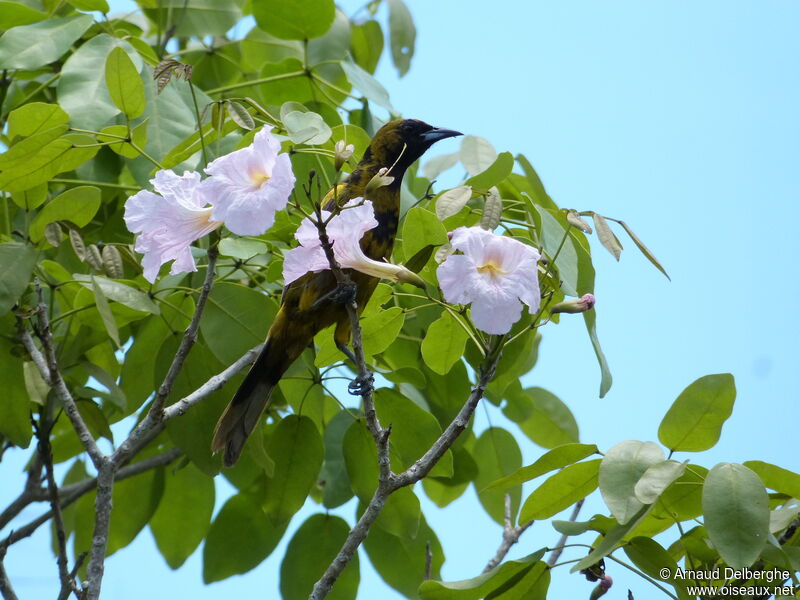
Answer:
[44,222,63,247]
[154,59,179,93]
[480,187,503,231]
[616,219,670,280]
[567,210,592,234]
[592,214,622,261]
[85,244,103,271]
[102,245,124,279]
[435,185,472,221]
[434,242,454,264]
[227,100,255,130]
[69,228,86,261]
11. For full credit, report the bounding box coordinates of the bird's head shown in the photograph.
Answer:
[363,119,462,178]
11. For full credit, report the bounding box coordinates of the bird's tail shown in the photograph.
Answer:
[212,340,281,467]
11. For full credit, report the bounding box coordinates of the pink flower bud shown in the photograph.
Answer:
[550,293,596,314]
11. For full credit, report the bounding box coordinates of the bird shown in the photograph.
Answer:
[212,118,462,466]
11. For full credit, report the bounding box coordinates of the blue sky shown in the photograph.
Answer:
[3,1,799,598]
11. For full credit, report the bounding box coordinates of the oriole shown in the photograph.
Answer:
[212,119,462,466]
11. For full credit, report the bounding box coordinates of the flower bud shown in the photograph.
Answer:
[334,140,355,172]
[589,575,613,599]
[365,167,395,194]
[550,293,596,314]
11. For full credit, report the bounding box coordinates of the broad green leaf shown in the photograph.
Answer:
[504,387,579,449]
[73,275,158,314]
[280,514,358,600]
[144,0,244,37]
[350,19,383,74]
[254,0,335,41]
[599,440,664,524]
[23,360,49,405]
[0,124,68,169]
[218,238,268,260]
[283,110,332,145]
[652,465,707,522]
[387,0,415,77]
[262,415,324,525]
[658,373,736,452]
[29,186,101,242]
[402,206,448,260]
[106,466,163,555]
[360,306,405,357]
[423,152,459,181]
[552,515,615,536]
[200,281,275,365]
[320,410,356,509]
[375,387,453,478]
[203,493,287,583]
[68,0,110,10]
[150,462,215,569]
[485,443,598,491]
[435,185,472,221]
[583,306,612,398]
[515,154,559,211]
[360,488,421,539]
[364,515,443,597]
[473,427,522,525]
[421,311,468,375]
[342,420,377,499]
[418,552,547,600]
[7,102,69,140]
[703,463,769,569]
[105,46,146,118]
[520,459,600,522]
[460,135,497,176]
[341,56,393,111]
[0,337,32,447]
[0,2,46,29]
[0,14,93,70]
[743,460,800,498]
[465,152,514,193]
[10,185,48,210]
[634,460,688,505]
[623,537,690,600]
[0,243,37,315]
[91,275,120,348]
[57,34,143,130]
[570,504,651,573]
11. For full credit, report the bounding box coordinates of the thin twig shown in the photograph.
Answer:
[424,542,432,581]
[483,493,534,573]
[0,452,43,529]
[0,539,18,600]
[547,499,584,566]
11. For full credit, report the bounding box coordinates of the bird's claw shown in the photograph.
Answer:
[312,281,357,308]
[348,372,374,396]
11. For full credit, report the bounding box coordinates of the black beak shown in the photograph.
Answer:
[421,127,463,144]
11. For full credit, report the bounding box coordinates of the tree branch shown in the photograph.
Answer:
[0,453,43,530]
[0,540,18,600]
[483,493,534,573]
[547,499,584,567]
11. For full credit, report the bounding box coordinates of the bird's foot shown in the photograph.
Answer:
[312,281,357,308]
[348,372,374,396]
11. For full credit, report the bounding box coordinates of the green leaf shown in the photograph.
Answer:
[361,488,421,539]
[623,537,690,600]
[423,152,460,181]
[29,186,101,242]
[106,466,162,555]
[0,2,46,29]
[202,493,287,582]
[387,0,415,77]
[418,551,547,600]
[520,459,600,522]
[200,281,275,365]
[616,218,670,280]
[150,462,215,569]
[421,311,468,375]
[7,102,69,140]
[460,136,497,176]
[364,514,443,597]
[0,337,32,448]
[583,306,612,398]
[599,440,664,524]
[658,373,736,452]
[341,55,393,111]
[0,242,37,315]
[480,187,503,231]
[254,0,335,41]
[68,0,110,11]
[360,306,405,357]
[375,388,453,478]
[570,504,651,573]
[91,275,120,348]
[343,420,377,499]
[402,206,448,260]
[320,410,356,509]
[350,19,383,74]
[262,415,324,525]
[504,387,579,449]
[465,152,514,193]
[105,46,146,118]
[652,465,707,522]
[73,275,158,314]
[218,238,268,260]
[0,124,68,169]
[484,443,599,491]
[473,427,522,525]
[144,0,244,37]
[435,185,472,221]
[703,462,770,569]
[280,514,358,600]
[23,360,50,405]
[57,34,143,130]
[743,460,800,498]
[283,110,332,145]
[634,459,688,505]
[0,14,93,70]
[10,185,48,210]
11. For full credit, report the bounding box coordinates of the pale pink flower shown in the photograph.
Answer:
[124,170,221,283]
[283,199,423,287]
[437,226,541,335]
[203,125,295,236]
